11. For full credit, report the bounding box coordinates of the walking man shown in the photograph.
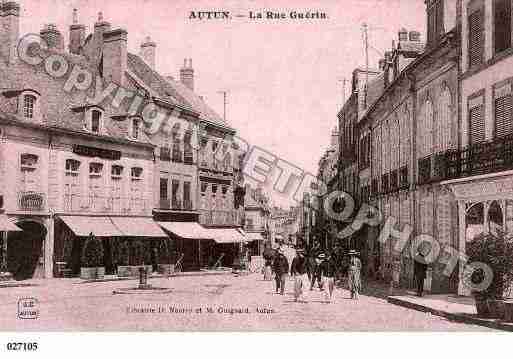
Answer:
[273,249,289,295]
[319,252,336,303]
[310,253,324,291]
[348,250,362,300]
[414,250,428,297]
[290,249,308,302]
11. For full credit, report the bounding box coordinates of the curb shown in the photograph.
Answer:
[77,270,235,284]
[387,296,513,331]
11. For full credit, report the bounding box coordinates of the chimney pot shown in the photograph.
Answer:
[102,28,128,86]
[0,1,20,64]
[72,8,78,24]
[140,35,156,70]
[40,23,64,50]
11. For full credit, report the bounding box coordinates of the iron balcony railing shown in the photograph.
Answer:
[199,209,243,226]
[18,191,45,211]
[63,194,148,214]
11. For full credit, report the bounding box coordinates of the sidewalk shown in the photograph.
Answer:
[387,290,513,331]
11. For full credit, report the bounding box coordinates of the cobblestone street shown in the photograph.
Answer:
[0,274,495,331]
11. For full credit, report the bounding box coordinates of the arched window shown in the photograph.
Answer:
[420,99,434,157]
[382,124,390,174]
[183,131,193,164]
[437,87,452,152]
[390,118,400,170]
[130,117,141,140]
[400,106,411,167]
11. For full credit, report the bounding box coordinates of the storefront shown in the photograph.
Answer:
[54,215,168,277]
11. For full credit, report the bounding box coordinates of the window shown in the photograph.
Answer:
[91,110,102,133]
[131,117,141,140]
[400,107,410,166]
[65,159,80,175]
[494,82,513,138]
[172,134,182,163]
[468,93,486,144]
[420,100,434,157]
[437,87,453,151]
[468,0,485,68]
[212,184,218,195]
[212,141,218,153]
[223,153,232,171]
[494,0,512,54]
[89,162,103,176]
[111,165,123,179]
[23,95,36,119]
[390,120,399,170]
[20,153,38,170]
[171,179,180,208]
[160,178,168,200]
[221,186,228,196]
[131,167,143,180]
[382,124,390,174]
[184,132,193,164]
[183,181,191,209]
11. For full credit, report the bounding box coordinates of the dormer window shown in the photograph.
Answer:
[91,110,102,133]
[130,117,142,140]
[23,95,36,119]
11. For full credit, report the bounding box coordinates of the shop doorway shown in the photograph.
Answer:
[7,220,47,280]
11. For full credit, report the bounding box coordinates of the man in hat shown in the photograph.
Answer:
[348,250,362,300]
[290,249,308,302]
[272,248,289,295]
[310,252,324,291]
[414,249,428,297]
[319,251,337,302]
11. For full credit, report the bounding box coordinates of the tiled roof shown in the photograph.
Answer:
[126,53,232,130]
[365,72,385,107]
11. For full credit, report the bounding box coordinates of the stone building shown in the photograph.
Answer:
[442,0,513,295]
[243,186,271,255]
[0,3,245,277]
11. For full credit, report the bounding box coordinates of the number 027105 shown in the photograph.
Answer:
[6,342,38,351]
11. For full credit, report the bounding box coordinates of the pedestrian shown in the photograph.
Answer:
[319,252,336,303]
[348,250,362,300]
[414,250,428,297]
[262,245,274,281]
[272,249,289,295]
[290,249,308,302]
[310,253,324,291]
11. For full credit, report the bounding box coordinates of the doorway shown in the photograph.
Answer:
[7,220,47,280]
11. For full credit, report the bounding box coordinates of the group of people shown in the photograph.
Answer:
[263,245,362,303]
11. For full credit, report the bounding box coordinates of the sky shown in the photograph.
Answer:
[16,0,426,207]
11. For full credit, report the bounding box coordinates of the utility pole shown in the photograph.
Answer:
[217,90,228,122]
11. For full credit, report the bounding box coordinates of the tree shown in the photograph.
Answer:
[81,234,104,268]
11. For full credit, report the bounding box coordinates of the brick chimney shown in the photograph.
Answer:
[140,35,156,70]
[409,31,421,42]
[180,58,194,91]
[40,24,64,50]
[0,1,20,64]
[102,28,127,86]
[398,27,408,42]
[69,8,85,55]
[94,11,111,54]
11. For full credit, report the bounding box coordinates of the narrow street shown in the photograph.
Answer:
[0,274,493,331]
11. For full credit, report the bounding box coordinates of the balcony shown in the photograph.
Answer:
[159,198,171,209]
[63,194,148,214]
[199,210,243,226]
[18,192,45,211]
[171,198,182,210]
[439,137,513,180]
[183,200,193,211]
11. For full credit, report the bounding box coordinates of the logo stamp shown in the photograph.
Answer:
[17,298,39,320]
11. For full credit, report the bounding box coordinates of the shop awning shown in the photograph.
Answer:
[59,216,167,238]
[59,216,121,237]
[207,228,247,244]
[157,222,214,240]
[0,215,21,232]
[245,232,264,241]
[110,217,168,238]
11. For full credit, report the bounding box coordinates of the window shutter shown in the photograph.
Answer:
[494,83,513,138]
[494,0,512,53]
[469,105,485,143]
[468,8,484,67]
